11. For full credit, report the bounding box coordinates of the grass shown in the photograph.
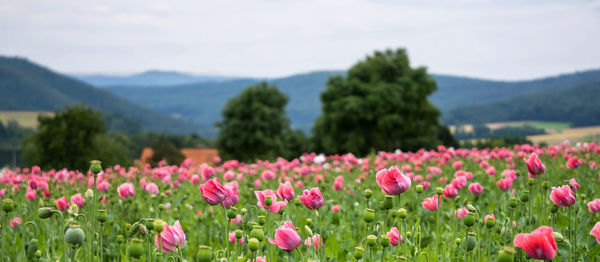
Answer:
[0,111,53,128]
[450,121,571,134]
[527,125,600,144]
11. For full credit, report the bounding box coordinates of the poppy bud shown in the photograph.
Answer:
[264,196,272,207]
[466,204,477,213]
[380,235,390,247]
[249,226,265,242]
[35,250,42,258]
[128,238,144,258]
[196,245,213,262]
[305,218,313,226]
[89,160,102,175]
[84,189,94,199]
[436,187,443,195]
[406,231,411,238]
[509,198,518,208]
[464,213,476,227]
[248,238,260,251]
[258,215,266,226]
[552,232,564,242]
[365,189,373,199]
[235,229,243,240]
[363,209,375,223]
[382,195,393,210]
[2,199,14,212]
[305,225,313,237]
[153,219,165,232]
[496,246,515,262]
[97,210,107,223]
[128,222,140,237]
[550,205,558,213]
[367,235,377,247]
[416,185,423,193]
[542,181,549,190]
[38,207,53,219]
[65,225,85,244]
[396,209,406,220]
[455,238,462,245]
[353,246,364,259]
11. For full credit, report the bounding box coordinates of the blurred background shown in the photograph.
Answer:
[1,0,599,169]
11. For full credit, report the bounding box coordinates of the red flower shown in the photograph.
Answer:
[566,156,581,169]
[588,199,600,213]
[298,187,324,210]
[269,221,302,251]
[442,184,457,198]
[513,226,557,260]
[422,194,439,211]
[199,178,227,205]
[591,222,600,243]
[375,166,411,195]
[276,181,295,201]
[468,183,483,195]
[550,185,576,207]
[496,178,513,192]
[55,196,69,211]
[525,153,545,177]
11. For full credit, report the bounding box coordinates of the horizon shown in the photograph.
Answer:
[1,0,600,81]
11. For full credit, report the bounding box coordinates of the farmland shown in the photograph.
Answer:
[0,143,599,261]
[0,111,53,129]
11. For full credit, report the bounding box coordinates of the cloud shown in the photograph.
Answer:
[0,0,598,79]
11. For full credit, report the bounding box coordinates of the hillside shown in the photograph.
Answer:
[443,82,600,126]
[72,70,238,87]
[101,69,600,134]
[0,56,203,134]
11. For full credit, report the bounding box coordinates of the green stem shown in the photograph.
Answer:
[224,205,230,260]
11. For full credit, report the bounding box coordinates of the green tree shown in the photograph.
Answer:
[216,82,294,161]
[148,135,186,166]
[313,48,456,155]
[22,105,131,170]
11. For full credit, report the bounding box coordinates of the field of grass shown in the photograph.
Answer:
[450,121,571,134]
[527,125,600,144]
[0,111,53,128]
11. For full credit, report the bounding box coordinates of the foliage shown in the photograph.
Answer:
[0,120,33,149]
[312,48,455,155]
[216,82,295,161]
[460,136,534,149]
[148,136,186,166]
[21,105,131,170]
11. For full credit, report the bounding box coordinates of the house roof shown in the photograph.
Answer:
[140,148,219,165]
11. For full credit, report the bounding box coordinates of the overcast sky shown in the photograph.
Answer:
[1,0,599,80]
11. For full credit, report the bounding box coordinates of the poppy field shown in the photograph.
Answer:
[1,142,600,261]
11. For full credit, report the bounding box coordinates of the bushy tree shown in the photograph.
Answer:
[22,105,131,170]
[148,135,186,166]
[313,48,456,155]
[217,82,300,161]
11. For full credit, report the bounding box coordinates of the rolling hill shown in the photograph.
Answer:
[72,70,239,87]
[0,56,203,134]
[97,69,600,135]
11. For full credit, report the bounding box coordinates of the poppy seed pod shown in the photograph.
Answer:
[248,238,260,251]
[509,198,518,209]
[364,189,373,199]
[2,199,14,212]
[416,185,423,193]
[542,181,550,190]
[528,179,535,187]
[380,235,390,247]
[353,246,364,259]
[89,160,102,175]
[294,199,302,207]
[455,238,462,245]
[235,229,243,240]
[398,208,407,219]
[464,234,476,251]
[363,209,375,223]
[65,225,85,244]
[367,235,377,247]
[227,208,237,219]
[520,191,529,203]
[258,215,266,226]
[496,247,515,262]
[241,208,247,214]
[116,235,124,244]
[196,245,213,262]
[382,195,394,210]
[486,218,495,228]
[35,250,42,258]
[96,209,107,223]
[153,219,165,232]
[550,205,558,213]
[464,213,476,227]
[128,238,144,258]
[249,226,265,242]
[38,207,53,219]
[145,219,154,230]
[264,196,272,207]
[435,187,444,195]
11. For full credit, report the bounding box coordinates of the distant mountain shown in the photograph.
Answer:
[443,82,600,126]
[72,70,239,87]
[103,68,600,135]
[0,56,204,134]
